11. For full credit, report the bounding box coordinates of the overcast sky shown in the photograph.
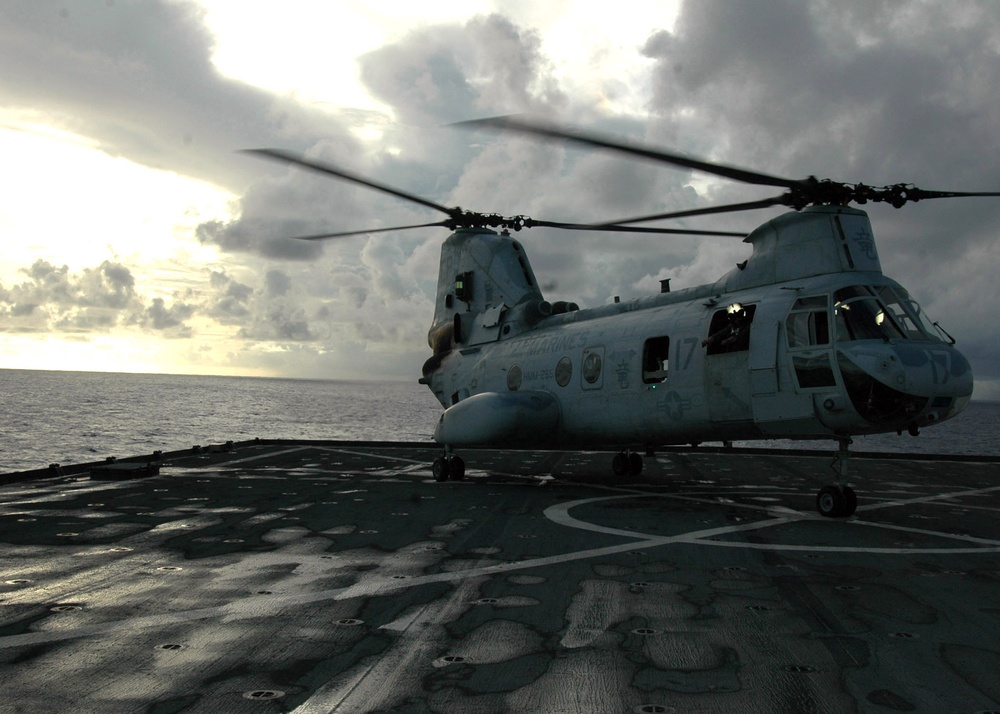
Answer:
[1,0,998,399]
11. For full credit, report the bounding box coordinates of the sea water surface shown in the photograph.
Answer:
[1,368,997,473]
[0,369,442,473]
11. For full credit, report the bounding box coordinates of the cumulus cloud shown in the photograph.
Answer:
[140,297,195,335]
[359,14,566,125]
[204,270,252,325]
[0,259,196,335]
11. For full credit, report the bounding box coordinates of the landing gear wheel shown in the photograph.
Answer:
[432,457,450,482]
[816,485,847,518]
[842,486,858,517]
[612,451,644,476]
[818,438,859,517]
[817,486,856,517]
[449,456,466,481]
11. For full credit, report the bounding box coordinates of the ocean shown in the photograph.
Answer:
[1,368,997,474]
[0,369,443,474]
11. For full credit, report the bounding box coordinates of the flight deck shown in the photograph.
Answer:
[2,441,999,713]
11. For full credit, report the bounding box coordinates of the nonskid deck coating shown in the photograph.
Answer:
[1,442,1000,713]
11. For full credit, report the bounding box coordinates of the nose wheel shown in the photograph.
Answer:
[432,454,465,482]
[816,438,858,517]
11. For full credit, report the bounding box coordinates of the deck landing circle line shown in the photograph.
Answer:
[543,493,1000,555]
[182,446,313,470]
[316,447,429,467]
[856,483,1000,512]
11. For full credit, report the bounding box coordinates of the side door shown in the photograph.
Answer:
[752,294,831,432]
[704,304,755,423]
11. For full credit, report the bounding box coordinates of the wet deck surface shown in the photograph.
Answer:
[2,442,1000,713]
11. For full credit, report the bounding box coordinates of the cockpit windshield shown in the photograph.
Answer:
[833,285,944,342]
[892,286,949,341]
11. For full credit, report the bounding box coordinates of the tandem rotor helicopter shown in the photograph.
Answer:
[248,116,990,518]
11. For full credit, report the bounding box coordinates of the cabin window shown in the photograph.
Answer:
[582,351,602,384]
[555,357,573,387]
[705,304,756,355]
[642,336,670,383]
[454,271,473,302]
[507,365,522,391]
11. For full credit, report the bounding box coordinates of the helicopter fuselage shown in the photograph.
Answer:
[422,206,973,451]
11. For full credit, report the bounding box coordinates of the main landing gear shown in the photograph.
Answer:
[815,438,858,518]
[612,450,644,476]
[432,449,465,482]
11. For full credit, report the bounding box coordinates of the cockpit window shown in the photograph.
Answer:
[889,287,947,341]
[834,287,906,342]
[793,285,945,344]
[875,285,945,342]
[873,285,925,339]
[835,299,905,341]
[832,285,873,301]
[787,312,830,347]
[786,295,830,348]
[905,300,948,342]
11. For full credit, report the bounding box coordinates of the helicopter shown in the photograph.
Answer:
[248,116,990,518]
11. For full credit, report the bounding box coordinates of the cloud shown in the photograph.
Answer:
[0,259,195,334]
[140,297,195,334]
[642,1,1000,179]
[204,270,252,325]
[359,14,566,125]
[0,0,343,192]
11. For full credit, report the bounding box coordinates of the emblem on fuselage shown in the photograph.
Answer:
[853,226,877,260]
[658,391,692,420]
[608,349,636,389]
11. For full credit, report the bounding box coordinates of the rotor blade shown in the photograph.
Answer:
[291,221,452,241]
[906,188,1000,201]
[594,196,793,227]
[526,219,746,237]
[244,149,457,217]
[456,116,803,190]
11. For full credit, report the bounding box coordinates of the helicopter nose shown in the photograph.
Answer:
[838,343,973,397]
[836,342,973,428]
[892,342,974,399]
